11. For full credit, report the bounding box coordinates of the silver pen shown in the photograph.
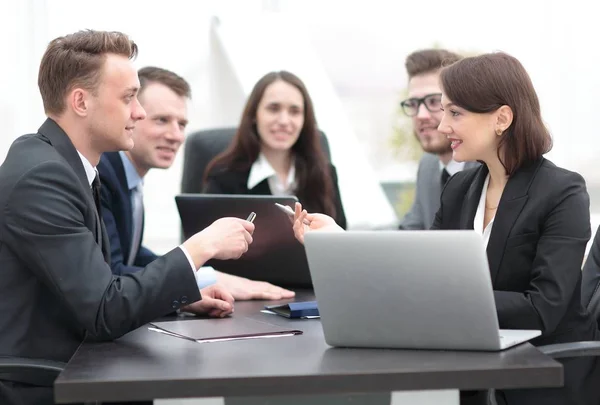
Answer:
[275,203,311,225]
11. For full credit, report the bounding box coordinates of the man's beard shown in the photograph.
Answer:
[414,130,452,155]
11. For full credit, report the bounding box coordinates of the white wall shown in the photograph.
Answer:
[3,0,600,252]
[0,0,47,160]
[209,14,399,230]
[2,0,271,252]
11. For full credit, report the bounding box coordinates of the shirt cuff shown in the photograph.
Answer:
[177,245,218,289]
[178,245,197,271]
[195,266,218,289]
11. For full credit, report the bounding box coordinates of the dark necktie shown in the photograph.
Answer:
[92,174,102,217]
[92,173,110,264]
[441,168,451,188]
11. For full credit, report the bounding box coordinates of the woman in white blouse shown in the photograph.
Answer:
[203,70,346,229]
[291,52,600,405]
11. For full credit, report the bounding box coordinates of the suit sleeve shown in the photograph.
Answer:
[430,207,442,230]
[4,161,201,340]
[494,174,591,334]
[98,175,153,275]
[329,165,347,230]
[135,246,158,267]
[398,159,426,230]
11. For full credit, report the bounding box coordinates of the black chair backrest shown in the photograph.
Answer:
[181,127,332,194]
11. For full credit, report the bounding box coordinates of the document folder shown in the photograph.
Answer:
[149,318,302,343]
[265,301,320,318]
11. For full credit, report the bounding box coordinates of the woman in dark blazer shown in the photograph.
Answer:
[203,71,346,229]
[291,52,600,405]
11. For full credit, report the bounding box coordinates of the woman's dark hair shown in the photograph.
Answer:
[204,71,336,217]
[440,52,552,175]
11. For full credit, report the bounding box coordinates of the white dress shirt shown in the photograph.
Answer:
[439,159,466,177]
[247,153,296,195]
[474,174,495,247]
[77,151,97,186]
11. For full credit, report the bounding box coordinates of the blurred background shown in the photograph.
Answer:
[1,0,598,253]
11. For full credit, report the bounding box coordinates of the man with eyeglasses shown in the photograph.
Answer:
[398,49,479,230]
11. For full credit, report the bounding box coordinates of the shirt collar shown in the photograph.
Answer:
[247,153,295,191]
[439,159,466,176]
[76,151,97,187]
[119,151,143,191]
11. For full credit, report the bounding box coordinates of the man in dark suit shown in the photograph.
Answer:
[0,30,253,405]
[98,66,294,300]
[398,49,478,230]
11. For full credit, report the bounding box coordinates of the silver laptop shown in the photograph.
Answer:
[303,230,541,351]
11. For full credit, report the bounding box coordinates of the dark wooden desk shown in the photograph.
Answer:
[54,291,562,404]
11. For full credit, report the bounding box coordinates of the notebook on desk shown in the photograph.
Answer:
[149,318,302,343]
[264,301,320,319]
[303,231,541,351]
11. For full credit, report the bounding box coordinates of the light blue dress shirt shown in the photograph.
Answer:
[118,152,216,289]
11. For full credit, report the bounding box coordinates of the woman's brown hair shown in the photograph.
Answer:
[440,52,552,175]
[204,71,336,217]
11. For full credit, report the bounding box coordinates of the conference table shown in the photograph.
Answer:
[54,291,562,404]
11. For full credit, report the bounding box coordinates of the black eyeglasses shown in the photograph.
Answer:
[400,93,443,117]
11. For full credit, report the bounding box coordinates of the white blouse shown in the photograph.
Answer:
[474,174,495,248]
[247,153,296,196]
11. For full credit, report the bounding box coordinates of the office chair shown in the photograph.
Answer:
[181,127,332,194]
[0,357,66,387]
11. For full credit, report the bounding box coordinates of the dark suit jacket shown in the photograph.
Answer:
[0,119,201,369]
[98,152,157,275]
[432,158,600,404]
[582,226,600,317]
[204,164,347,229]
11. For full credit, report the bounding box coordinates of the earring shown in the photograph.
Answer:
[496,129,503,136]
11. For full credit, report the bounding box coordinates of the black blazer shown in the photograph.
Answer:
[0,119,201,366]
[582,226,600,315]
[98,152,157,275]
[433,158,600,404]
[204,164,347,229]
